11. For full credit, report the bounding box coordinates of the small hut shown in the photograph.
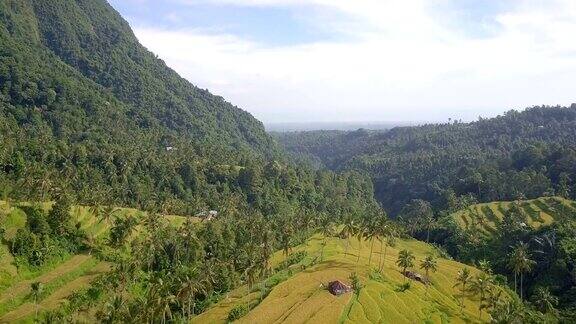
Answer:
[403,270,429,284]
[195,210,218,221]
[328,280,352,296]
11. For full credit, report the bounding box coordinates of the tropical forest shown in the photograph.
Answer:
[0,0,575,323]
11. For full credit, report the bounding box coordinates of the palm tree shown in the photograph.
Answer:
[420,255,437,295]
[99,294,126,323]
[176,272,206,318]
[90,205,119,226]
[478,259,493,275]
[364,221,378,267]
[30,281,43,321]
[453,268,471,312]
[318,217,334,261]
[481,286,503,317]
[507,242,536,300]
[355,224,365,265]
[379,232,396,272]
[396,249,415,282]
[423,213,435,243]
[340,215,358,256]
[531,287,558,314]
[146,276,176,324]
[469,272,494,320]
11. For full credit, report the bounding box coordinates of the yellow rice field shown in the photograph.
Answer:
[196,233,489,324]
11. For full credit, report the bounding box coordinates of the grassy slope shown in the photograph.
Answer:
[0,201,192,322]
[452,196,576,234]
[196,234,488,324]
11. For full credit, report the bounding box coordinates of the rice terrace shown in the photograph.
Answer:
[452,197,576,235]
[2,0,576,322]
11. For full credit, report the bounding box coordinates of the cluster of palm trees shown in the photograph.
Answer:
[395,249,438,294]
[453,258,549,322]
[453,267,501,320]
[338,212,399,272]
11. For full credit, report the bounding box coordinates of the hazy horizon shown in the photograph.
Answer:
[109,0,576,123]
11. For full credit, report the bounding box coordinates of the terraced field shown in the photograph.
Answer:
[0,201,193,323]
[195,233,489,323]
[452,196,576,235]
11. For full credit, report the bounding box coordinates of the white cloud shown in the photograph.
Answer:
[132,0,576,122]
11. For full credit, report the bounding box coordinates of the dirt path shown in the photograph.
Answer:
[0,255,92,304]
[0,262,110,323]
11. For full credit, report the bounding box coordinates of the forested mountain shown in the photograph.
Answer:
[0,0,380,216]
[0,2,386,321]
[276,105,576,214]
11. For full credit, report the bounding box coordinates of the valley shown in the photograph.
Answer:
[1,0,576,323]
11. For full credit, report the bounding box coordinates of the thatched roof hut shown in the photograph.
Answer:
[403,270,429,284]
[328,280,352,296]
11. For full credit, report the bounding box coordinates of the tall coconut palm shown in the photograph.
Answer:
[420,255,437,295]
[99,294,126,323]
[478,259,493,275]
[340,215,358,256]
[507,242,536,300]
[30,281,43,321]
[355,224,365,265]
[318,217,334,261]
[453,268,471,312]
[176,272,206,318]
[90,205,119,226]
[481,286,503,317]
[379,234,396,272]
[396,249,415,282]
[469,272,494,320]
[423,213,436,243]
[531,287,558,314]
[364,221,378,267]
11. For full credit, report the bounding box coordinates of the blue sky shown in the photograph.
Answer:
[109,0,576,123]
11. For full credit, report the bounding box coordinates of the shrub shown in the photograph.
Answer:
[395,282,411,292]
[349,272,363,296]
[274,251,307,271]
[369,269,386,283]
[228,304,249,321]
[48,195,73,235]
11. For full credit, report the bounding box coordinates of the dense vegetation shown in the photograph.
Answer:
[1,0,293,215]
[2,0,576,322]
[0,1,386,322]
[276,105,576,214]
[277,107,576,321]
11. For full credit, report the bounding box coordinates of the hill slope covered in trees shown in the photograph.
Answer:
[0,0,382,218]
[276,105,576,214]
[0,0,277,211]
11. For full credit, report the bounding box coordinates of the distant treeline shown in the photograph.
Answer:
[275,105,576,214]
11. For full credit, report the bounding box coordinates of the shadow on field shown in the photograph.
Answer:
[305,260,356,273]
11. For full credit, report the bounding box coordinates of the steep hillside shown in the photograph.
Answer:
[196,233,501,324]
[0,0,286,213]
[276,106,576,214]
[0,200,188,322]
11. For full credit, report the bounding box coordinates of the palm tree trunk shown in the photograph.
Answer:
[514,272,517,294]
[381,244,389,272]
[368,238,375,266]
[520,273,523,300]
[426,226,430,243]
[460,285,464,313]
[378,239,384,271]
[425,269,429,296]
